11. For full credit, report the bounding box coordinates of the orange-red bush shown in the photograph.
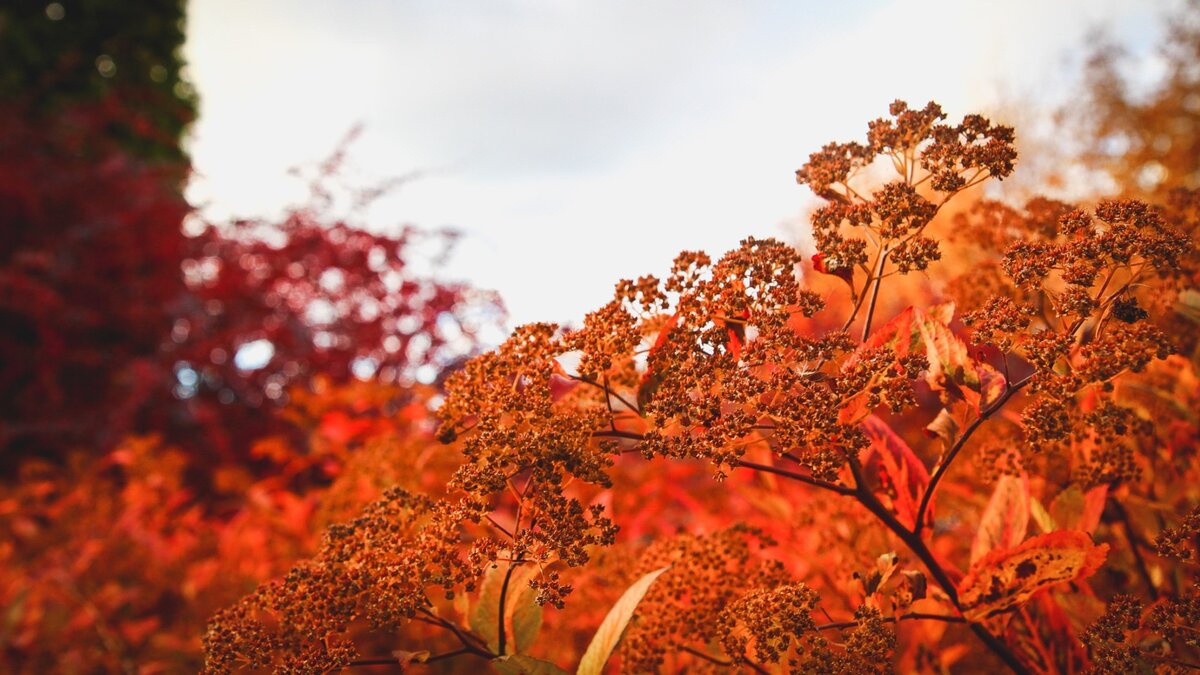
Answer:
[198,101,1200,674]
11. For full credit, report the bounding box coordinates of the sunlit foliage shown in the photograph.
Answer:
[202,101,1200,674]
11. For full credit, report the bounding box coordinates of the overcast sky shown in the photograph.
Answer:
[184,0,1174,331]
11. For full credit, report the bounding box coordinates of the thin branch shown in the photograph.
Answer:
[744,451,1027,671]
[345,648,475,667]
[343,657,403,669]
[417,607,494,655]
[426,648,472,664]
[679,645,770,675]
[496,561,519,655]
[343,647,484,671]
[846,454,960,606]
[680,645,733,667]
[340,611,497,671]
[861,248,889,341]
[845,453,1031,675]
[485,514,514,539]
[913,372,1035,537]
[815,611,967,632]
[735,458,856,496]
[604,372,619,430]
[569,374,641,416]
[592,429,645,442]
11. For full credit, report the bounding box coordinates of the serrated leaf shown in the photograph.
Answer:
[842,304,1006,422]
[971,473,1030,565]
[860,415,931,530]
[913,303,978,392]
[576,566,670,675]
[959,530,1109,622]
[912,303,1007,410]
[492,654,570,675]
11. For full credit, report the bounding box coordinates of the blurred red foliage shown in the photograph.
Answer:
[0,95,501,466]
[0,92,191,462]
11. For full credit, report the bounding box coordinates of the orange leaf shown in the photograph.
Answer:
[860,415,931,530]
[721,310,749,361]
[1049,484,1108,535]
[911,302,1005,410]
[959,531,1109,622]
[971,473,1030,565]
[843,304,1006,417]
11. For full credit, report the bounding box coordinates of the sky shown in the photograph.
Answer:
[183,0,1175,332]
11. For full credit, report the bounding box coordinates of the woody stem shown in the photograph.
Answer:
[496,561,519,656]
[861,248,889,341]
[845,453,1031,675]
[913,372,1035,537]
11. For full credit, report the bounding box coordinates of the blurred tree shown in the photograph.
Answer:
[1068,0,1200,200]
[0,0,197,162]
[1064,0,1200,360]
[0,89,193,465]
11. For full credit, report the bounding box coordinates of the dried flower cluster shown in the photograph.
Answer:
[798,100,1016,280]
[204,489,484,673]
[955,195,1188,490]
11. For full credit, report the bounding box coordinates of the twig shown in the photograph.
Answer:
[845,453,1030,674]
[815,611,966,632]
[680,645,733,667]
[485,514,514,539]
[913,372,1035,536]
[861,248,889,341]
[591,430,645,442]
[735,458,856,496]
[343,647,483,671]
[679,645,770,675]
[417,607,493,654]
[496,561,519,655]
[569,374,641,416]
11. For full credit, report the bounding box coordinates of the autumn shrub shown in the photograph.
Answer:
[200,100,1200,674]
[0,377,454,672]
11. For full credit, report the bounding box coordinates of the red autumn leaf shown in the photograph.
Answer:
[844,304,1006,416]
[959,531,1109,622]
[1004,592,1091,675]
[720,309,750,361]
[860,415,932,530]
[811,252,854,285]
[970,473,1031,565]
